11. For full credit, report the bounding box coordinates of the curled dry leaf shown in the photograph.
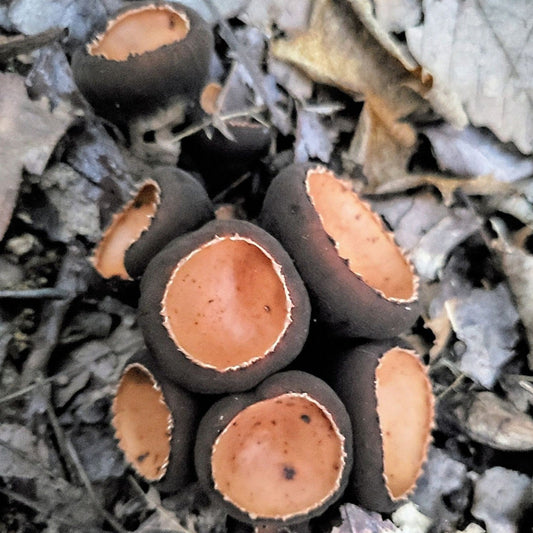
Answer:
[452,391,533,451]
[333,503,398,533]
[0,72,74,242]
[406,0,533,154]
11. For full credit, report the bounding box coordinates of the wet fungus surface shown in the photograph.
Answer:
[329,341,434,512]
[92,166,214,280]
[195,371,353,524]
[112,350,201,492]
[260,164,419,338]
[138,220,311,393]
[71,1,213,123]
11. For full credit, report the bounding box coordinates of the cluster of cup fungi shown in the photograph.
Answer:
[74,1,435,528]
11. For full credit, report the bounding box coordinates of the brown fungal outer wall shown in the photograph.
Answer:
[328,340,434,512]
[71,1,214,123]
[259,163,419,339]
[93,167,214,280]
[194,371,353,525]
[112,350,201,492]
[138,219,311,394]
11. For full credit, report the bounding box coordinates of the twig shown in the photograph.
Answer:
[0,27,67,62]
[44,388,127,533]
[172,105,266,144]
[0,287,71,300]
[437,373,467,402]
[21,244,89,386]
[212,172,252,203]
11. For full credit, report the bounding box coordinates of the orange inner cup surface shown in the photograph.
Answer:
[212,394,345,519]
[375,348,433,499]
[112,365,172,481]
[93,181,159,280]
[306,169,415,301]
[89,6,190,61]
[163,237,292,371]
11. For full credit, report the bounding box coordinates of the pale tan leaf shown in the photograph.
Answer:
[0,72,74,242]
[406,0,533,154]
[271,0,426,118]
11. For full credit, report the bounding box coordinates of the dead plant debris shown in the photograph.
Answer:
[0,0,532,532]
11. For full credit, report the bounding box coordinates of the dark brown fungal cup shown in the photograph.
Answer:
[138,219,311,394]
[329,340,434,513]
[194,371,353,525]
[259,163,419,339]
[92,166,214,280]
[112,349,201,492]
[71,1,213,125]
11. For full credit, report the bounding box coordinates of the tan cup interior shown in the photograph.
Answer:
[89,5,189,61]
[93,181,159,280]
[306,168,415,301]
[112,364,172,481]
[163,237,292,371]
[375,348,434,499]
[212,393,345,519]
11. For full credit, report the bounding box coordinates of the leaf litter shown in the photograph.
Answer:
[1,0,533,531]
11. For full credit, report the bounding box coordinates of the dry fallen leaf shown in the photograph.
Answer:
[452,391,533,451]
[492,218,533,369]
[240,0,312,36]
[333,503,398,533]
[0,72,74,242]
[472,467,532,533]
[406,0,533,154]
[422,124,533,183]
[446,284,519,389]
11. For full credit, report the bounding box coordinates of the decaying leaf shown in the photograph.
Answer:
[406,0,533,154]
[492,219,533,369]
[452,391,533,451]
[471,467,532,533]
[0,424,52,479]
[410,208,480,280]
[423,124,533,183]
[446,283,519,388]
[0,72,74,242]
[240,0,312,36]
[344,95,417,190]
[373,0,421,33]
[333,503,398,533]
[271,0,426,116]
[411,446,469,528]
[295,107,337,163]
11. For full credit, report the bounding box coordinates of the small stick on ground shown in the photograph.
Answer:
[21,244,90,386]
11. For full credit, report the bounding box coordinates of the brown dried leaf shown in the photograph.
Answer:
[406,0,533,154]
[0,72,74,242]
[343,95,417,190]
[271,0,425,116]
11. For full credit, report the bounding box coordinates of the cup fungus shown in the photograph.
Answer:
[71,1,213,126]
[195,371,353,525]
[260,164,419,339]
[92,166,214,280]
[138,219,311,394]
[329,340,434,512]
[112,349,201,492]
